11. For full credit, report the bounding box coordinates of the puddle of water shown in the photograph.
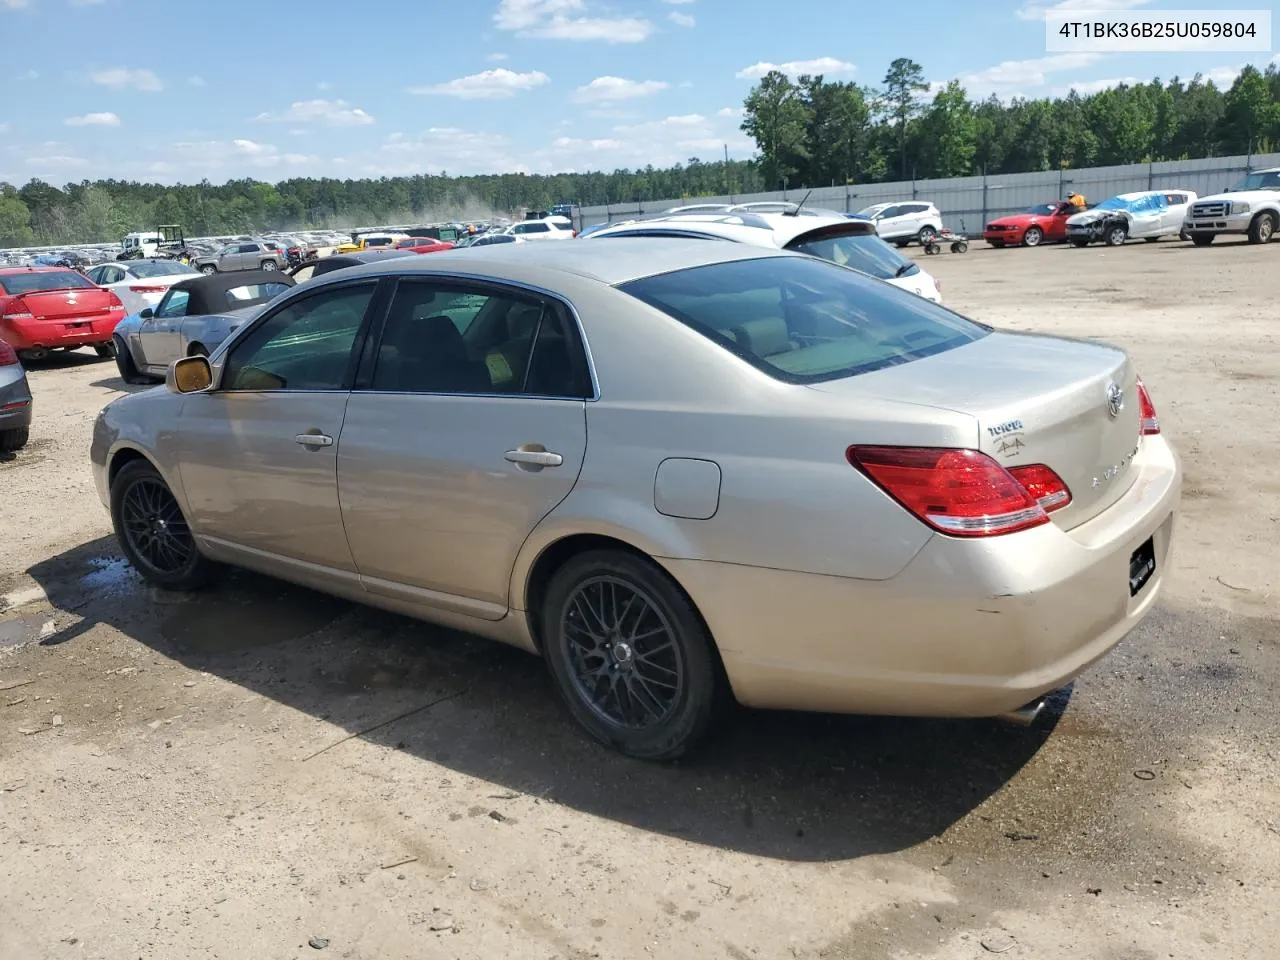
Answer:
[0,614,50,650]
[160,578,348,655]
[78,557,140,594]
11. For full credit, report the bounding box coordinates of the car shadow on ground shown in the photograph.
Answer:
[27,535,1064,863]
[19,350,111,373]
[87,375,156,394]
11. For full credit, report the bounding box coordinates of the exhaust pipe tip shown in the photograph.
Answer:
[998,697,1047,726]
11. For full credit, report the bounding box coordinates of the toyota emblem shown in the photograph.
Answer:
[1106,382,1124,418]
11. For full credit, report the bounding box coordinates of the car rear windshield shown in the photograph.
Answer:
[0,271,96,295]
[225,282,292,307]
[619,255,988,384]
[787,226,918,280]
[131,261,197,279]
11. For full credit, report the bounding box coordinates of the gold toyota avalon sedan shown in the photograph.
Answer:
[91,239,1181,759]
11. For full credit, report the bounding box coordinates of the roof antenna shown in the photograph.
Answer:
[788,189,813,217]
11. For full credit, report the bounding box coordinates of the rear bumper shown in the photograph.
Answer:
[0,313,122,350]
[663,434,1181,718]
[0,372,33,429]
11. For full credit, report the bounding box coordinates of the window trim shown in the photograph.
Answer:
[214,277,388,394]
[351,274,599,401]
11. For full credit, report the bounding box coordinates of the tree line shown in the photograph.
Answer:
[2,58,1278,248]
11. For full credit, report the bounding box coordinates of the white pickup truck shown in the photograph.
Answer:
[1182,167,1280,245]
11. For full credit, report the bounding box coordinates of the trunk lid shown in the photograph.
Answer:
[809,331,1143,529]
[18,287,119,321]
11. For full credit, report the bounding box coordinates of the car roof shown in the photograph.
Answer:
[169,269,295,315]
[321,236,788,287]
[587,211,876,249]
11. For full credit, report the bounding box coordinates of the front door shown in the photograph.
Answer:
[137,287,190,370]
[174,280,380,579]
[1129,195,1166,237]
[336,278,591,617]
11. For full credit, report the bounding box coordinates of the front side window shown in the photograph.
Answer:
[223,284,376,392]
[620,255,988,385]
[370,281,590,398]
[155,290,190,318]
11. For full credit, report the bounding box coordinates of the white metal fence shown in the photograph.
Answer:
[576,152,1280,233]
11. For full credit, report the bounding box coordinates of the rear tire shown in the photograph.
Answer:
[1248,211,1276,244]
[1143,236,1161,243]
[1191,234,1215,246]
[200,265,217,275]
[110,459,218,591]
[1070,238,1090,247]
[1022,226,1043,247]
[540,548,726,760]
[113,336,153,385]
[0,426,29,452]
[259,260,277,271]
[94,342,116,359]
[918,225,938,245]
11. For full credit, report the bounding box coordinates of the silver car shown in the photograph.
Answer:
[111,271,294,383]
[0,337,32,451]
[90,240,1181,759]
[191,240,286,275]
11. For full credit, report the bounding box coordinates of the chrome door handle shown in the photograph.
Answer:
[504,448,563,467]
[295,433,333,447]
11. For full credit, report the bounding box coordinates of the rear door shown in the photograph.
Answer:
[336,277,591,616]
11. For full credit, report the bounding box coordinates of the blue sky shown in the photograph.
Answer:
[1,0,1275,185]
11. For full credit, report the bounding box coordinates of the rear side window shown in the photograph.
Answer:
[620,256,988,385]
[787,226,917,280]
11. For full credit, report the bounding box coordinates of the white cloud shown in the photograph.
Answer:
[1204,64,1244,87]
[89,66,163,91]
[253,98,375,126]
[2,0,30,8]
[0,123,10,135]
[409,68,550,99]
[662,0,694,3]
[16,69,38,80]
[494,0,653,43]
[669,11,694,27]
[71,0,106,5]
[958,52,1104,95]
[316,80,331,91]
[164,138,319,172]
[1052,75,1140,96]
[486,52,509,61]
[735,57,855,80]
[24,155,88,167]
[1016,0,1151,20]
[64,111,121,126]
[572,76,668,102]
[716,106,742,118]
[188,75,207,87]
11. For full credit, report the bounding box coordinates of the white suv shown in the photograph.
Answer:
[856,201,944,246]
[1182,168,1280,245]
[504,216,576,241]
[585,206,943,302]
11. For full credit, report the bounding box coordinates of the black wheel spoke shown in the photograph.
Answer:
[560,575,683,732]
[120,476,195,577]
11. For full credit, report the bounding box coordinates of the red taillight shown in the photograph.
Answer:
[1136,378,1159,435]
[0,296,33,322]
[847,446,1049,537]
[1007,463,1072,512]
[128,285,168,293]
[106,292,125,312]
[0,340,17,365]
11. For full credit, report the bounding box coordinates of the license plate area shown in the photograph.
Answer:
[1129,536,1156,596]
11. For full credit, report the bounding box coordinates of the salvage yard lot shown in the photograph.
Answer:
[1,239,1277,960]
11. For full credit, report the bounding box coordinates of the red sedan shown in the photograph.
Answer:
[0,267,126,361]
[983,202,1079,247]
[394,237,456,254]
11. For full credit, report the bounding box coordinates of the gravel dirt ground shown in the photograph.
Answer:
[1,237,1277,960]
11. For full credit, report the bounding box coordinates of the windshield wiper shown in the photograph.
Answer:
[894,262,915,278]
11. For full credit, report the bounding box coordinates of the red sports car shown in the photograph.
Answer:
[0,267,126,361]
[983,202,1079,247]
[393,237,456,254]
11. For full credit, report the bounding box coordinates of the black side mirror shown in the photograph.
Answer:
[139,307,154,319]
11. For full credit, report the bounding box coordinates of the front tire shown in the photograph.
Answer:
[1104,224,1128,246]
[110,459,218,590]
[200,264,217,275]
[540,549,725,760]
[1248,211,1276,244]
[0,426,29,452]
[112,336,152,384]
[1191,234,1215,246]
[1022,226,1043,247]
[1070,238,1089,247]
